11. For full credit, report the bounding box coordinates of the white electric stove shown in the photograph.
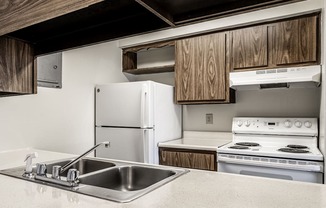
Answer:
[217,117,324,183]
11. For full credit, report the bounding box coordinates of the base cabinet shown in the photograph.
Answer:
[159,147,217,171]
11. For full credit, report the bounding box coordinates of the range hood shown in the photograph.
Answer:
[230,65,321,90]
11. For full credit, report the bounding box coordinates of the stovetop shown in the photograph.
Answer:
[218,142,323,161]
[217,117,323,161]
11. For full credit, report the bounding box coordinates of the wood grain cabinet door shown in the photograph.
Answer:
[159,148,217,171]
[175,33,227,103]
[175,38,195,101]
[203,33,226,101]
[273,16,318,66]
[0,37,34,94]
[231,26,268,71]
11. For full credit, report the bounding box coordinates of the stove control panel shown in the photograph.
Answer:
[232,117,318,136]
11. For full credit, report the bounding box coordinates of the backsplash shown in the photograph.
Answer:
[183,88,321,132]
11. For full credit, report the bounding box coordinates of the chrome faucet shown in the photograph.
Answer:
[60,141,110,174]
[31,141,110,187]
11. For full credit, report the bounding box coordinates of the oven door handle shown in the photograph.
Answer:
[218,156,323,172]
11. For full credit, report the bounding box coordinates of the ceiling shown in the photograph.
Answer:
[7,0,302,55]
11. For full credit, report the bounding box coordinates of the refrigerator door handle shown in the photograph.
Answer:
[140,84,148,128]
[142,129,149,163]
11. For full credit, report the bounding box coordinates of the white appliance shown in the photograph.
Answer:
[95,81,182,164]
[230,65,321,90]
[217,117,324,184]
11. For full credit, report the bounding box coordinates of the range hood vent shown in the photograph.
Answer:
[230,65,321,90]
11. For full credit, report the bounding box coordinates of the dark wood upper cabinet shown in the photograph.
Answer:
[231,26,268,70]
[175,33,234,104]
[230,13,319,72]
[0,37,35,95]
[201,34,227,101]
[175,37,195,101]
[274,15,318,66]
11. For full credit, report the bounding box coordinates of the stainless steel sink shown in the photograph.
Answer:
[0,157,188,203]
[76,164,187,202]
[79,166,176,191]
[46,159,115,175]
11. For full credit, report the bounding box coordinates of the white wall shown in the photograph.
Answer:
[0,41,126,154]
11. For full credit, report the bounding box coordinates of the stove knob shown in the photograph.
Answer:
[236,120,243,127]
[304,121,312,128]
[244,120,251,127]
[294,121,302,128]
[284,120,292,128]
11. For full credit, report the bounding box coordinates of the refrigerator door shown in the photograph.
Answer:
[96,82,153,128]
[96,127,154,163]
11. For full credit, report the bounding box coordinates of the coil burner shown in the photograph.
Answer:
[235,142,260,147]
[228,146,250,150]
[278,148,310,153]
[286,144,308,149]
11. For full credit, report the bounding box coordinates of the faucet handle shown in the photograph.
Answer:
[52,165,61,180]
[67,169,79,183]
[36,163,47,176]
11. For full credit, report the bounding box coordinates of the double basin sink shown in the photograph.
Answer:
[0,158,188,202]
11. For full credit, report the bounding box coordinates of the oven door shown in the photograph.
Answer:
[218,154,323,184]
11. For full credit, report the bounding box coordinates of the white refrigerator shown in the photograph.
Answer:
[95,81,182,164]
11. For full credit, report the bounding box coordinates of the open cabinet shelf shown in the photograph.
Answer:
[122,40,175,75]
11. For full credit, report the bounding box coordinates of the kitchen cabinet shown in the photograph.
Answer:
[230,13,319,72]
[159,147,217,171]
[273,15,318,66]
[231,26,268,70]
[0,37,35,96]
[175,32,235,104]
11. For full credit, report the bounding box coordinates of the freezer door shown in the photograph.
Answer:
[96,82,153,128]
[95,127,154,163]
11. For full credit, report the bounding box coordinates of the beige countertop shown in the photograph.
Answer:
[158,131,232,151]
[0,148,326,208]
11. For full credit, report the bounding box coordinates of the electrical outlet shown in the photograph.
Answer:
[206,113,213,124]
